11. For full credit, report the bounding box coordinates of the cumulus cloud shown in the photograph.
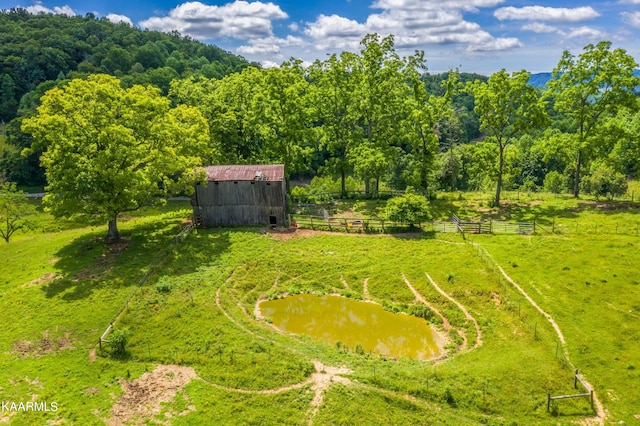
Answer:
[237,35,305,55]
[622,11,640,27]
[522,22,559,33]
[371,0,505,13]
[139,1,287,40]
[494,6,600,23]
[23,2,75,16]
[305,2,520,53]
[618,0,640,4]
[106,13,133,25]
[567,26,606,39]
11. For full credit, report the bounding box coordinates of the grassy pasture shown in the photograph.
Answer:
[0,193,638,424]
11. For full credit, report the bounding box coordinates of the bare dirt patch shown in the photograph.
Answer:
[73,241,130,281]
[22,272,60,288]
[107,364,197,426]
[11,330,75,358]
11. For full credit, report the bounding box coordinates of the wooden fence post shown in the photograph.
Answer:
[574,369,579,389]
[310,215,313,229]
[547,394,551,412]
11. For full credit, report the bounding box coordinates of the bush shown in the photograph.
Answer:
[108,328,128,358]
[384,187,431,227]
[155,276,173,293]
[543,171,565,194]
[580,164,628,200]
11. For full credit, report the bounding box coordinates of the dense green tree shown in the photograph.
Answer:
[170,67,264,164]
[309,52,359,194]
[22,74,209,242]
[0,181,36,242]
[546,41,639,197]
[253,61,314,187]
[466,70,547,206]
[580,162,628,200]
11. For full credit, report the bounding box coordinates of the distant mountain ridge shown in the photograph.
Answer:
[528,70,640,88]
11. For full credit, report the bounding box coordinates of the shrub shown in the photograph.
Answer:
[155,276,173,293]
[543,171,565,194]
[109,328,128,358]
[580,164,628,200]
[384,187,431,227]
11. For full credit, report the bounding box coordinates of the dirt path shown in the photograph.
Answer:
[196,360,351,426]
[362,278,371,301]
[425,273,483,348]
[401,274,450,330]
[339,276,351,290]
[473,244,605,423]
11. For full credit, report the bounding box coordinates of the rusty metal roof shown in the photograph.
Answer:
[203,164,285,182]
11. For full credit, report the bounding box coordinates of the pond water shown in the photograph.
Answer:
[259,294,444,360]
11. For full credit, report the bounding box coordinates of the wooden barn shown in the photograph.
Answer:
[191,164,287,227]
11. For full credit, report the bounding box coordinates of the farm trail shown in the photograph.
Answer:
[401,274,450,330]
[425,273,483,348]
[339,276,351,290]
[473,243,605,424]
[401,274,468,353]
[362,278,370,300]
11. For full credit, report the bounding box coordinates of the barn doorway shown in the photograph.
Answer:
[269,215,277,225]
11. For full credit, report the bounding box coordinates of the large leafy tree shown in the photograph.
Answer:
[253,60,314,188]
[466,70,547,206]
[309,52,359,195]
[22,74,209,242]
[546,41,639,197]
[170,67,264,164]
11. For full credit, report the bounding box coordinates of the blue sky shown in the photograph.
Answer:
[3,0,640,73]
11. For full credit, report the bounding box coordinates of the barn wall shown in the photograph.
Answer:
[193,180,286,227]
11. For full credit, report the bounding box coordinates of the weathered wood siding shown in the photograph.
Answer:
[193,180,286,227]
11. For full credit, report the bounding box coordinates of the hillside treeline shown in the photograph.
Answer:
[2,12,639,203]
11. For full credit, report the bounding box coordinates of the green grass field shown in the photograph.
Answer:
[1,194,638,424]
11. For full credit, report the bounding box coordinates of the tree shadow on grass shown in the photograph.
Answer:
[41,220,233,301]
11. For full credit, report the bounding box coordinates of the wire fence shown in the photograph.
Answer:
[98,222,195,351]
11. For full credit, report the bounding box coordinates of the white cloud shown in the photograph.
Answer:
[106,13,133,26]
[618,0,640,4]
[567,26,606,39]
[261,60,279,68]
[371,0,505,13]
[288,22,299,32]
[237,35,305,55]
[305,3,520,53]
[494,6,600,23]
[522,22,559,33]
[23,2,75,16]
[304,14,367,50]
[139,1,288,40]
[622,11,640,28]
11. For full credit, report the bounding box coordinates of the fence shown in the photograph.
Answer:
[98,222,195,351]
[547,369,594,412]
[470,242,597,416]
[291,214,535,236]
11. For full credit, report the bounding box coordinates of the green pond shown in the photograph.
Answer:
[259,294,444,360]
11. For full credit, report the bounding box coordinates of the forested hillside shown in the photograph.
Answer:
[0,8,253,185]
[0,8,252,122]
